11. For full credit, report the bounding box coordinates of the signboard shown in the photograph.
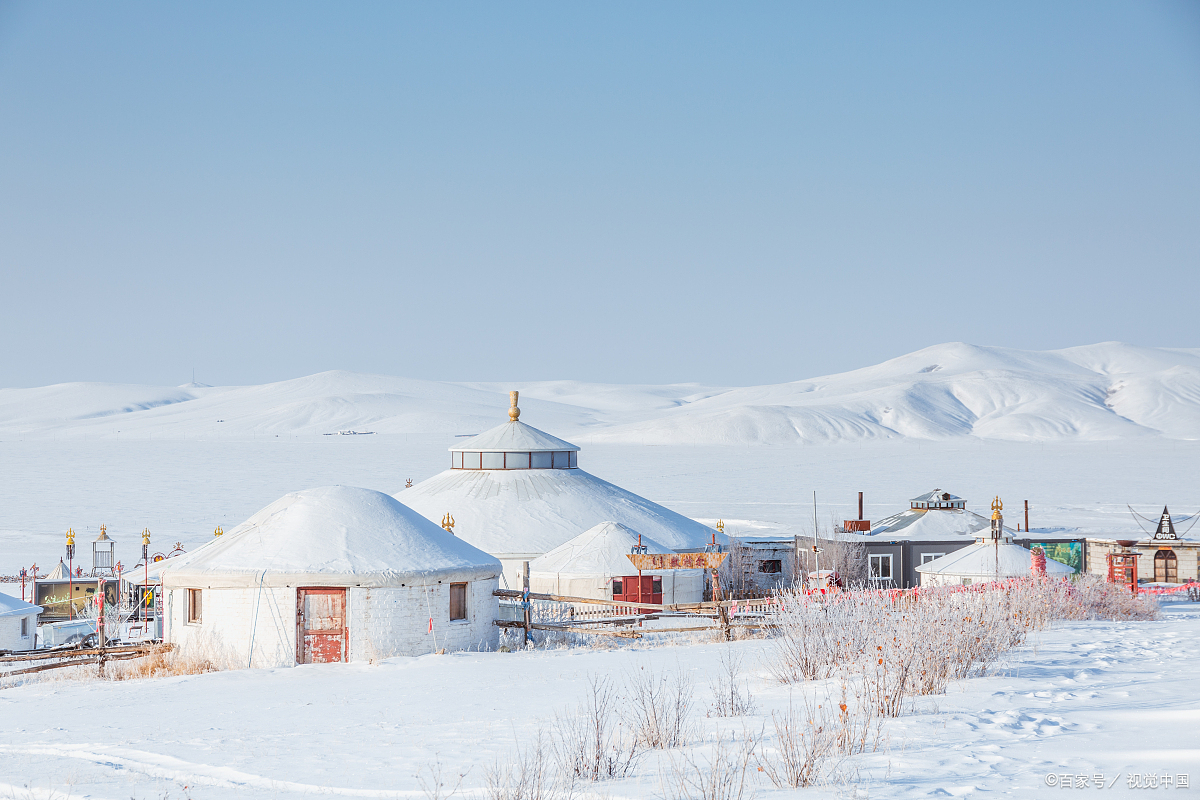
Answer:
[843,520,871,532]
[627,552,727,571]
[1153,507,1179,541]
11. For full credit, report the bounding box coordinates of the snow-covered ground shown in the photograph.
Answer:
[0,602,1196,799]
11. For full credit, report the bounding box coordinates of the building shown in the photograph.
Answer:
[161,486,501,666]
[0,594,42,653]
[529,521,708,606]
[916,498,1073,586]
[1084,507,1200,585]
[398,392,722,588]
[853,489,1081,588]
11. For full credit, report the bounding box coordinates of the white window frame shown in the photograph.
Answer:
[869,554,893,584]
[20,617,29,638]
[921,552,945,564]
[186,588,203,625]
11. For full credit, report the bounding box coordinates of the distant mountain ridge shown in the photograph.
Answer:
[1,342,1197,443]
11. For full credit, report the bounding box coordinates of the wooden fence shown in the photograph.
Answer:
[0,643,170,678]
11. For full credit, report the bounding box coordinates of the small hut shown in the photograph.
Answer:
[0,594,42,652]
[161,486,501,667]
[916,497,1072,586]
[529,522,707,606]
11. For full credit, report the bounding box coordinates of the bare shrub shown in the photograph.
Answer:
[553,675,642,782]
[666,730,758,800]
[628,666,696,748]
[110,644,222,680]
[418,756,469,800]
[708,649,756,717]
[485,729,557,800]
[756,695,832,789]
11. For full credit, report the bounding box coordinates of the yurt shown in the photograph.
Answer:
[916,499,1072,586]
[529,522,708,606]
[161,486,501,667]
[0,593,42,653]
[399,392,722,588]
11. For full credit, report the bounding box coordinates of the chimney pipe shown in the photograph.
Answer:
[1024,500,1030,534]
[858,491,864,521]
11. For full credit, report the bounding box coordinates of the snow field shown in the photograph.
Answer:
[1,600,1196,798]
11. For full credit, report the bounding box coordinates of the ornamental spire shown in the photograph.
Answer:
[509,390,520,422]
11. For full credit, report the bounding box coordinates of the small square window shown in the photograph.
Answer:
[449,583,468,621]
[612,578,624,597]
[758,559,783,574]
[869,554,893,582]
[20,617,29,637]
[187,588,203,624]
[921,553,945,564]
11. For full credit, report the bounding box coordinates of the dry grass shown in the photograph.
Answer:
[707,648,756,717]
[628,665,696,749]
[665,730,759,800]
[552,675,642,782]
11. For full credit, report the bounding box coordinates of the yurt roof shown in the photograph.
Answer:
[911,489,964,503]
[859,507,1016,542]
[531,522,695,577]
[451,420,579,453]
[45,560,71,580]
[0,593,42,618]
[161,486,501,589]
[915,542,1073,578]
[399,469,722,556]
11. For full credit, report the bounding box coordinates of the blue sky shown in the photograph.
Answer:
[1,2,1197,387]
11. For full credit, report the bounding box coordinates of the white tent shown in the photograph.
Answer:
[162,486,502,667]
[45,560,71,580]
[916,540,1073,586]
[529,522,708,605]
[398,394,722,589]
[0,593,42,653]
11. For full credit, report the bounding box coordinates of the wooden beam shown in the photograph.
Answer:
[493,620,642,639]
[0,643,171,664]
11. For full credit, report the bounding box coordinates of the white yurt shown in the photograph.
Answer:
[529,522,708,605]
[0,593,42,653]
[161,486,501,667]
[916,500,1073,586]
[399,392,722,588]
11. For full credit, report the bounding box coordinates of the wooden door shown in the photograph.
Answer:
[297,588,347,664]
[1154,551,1178,583]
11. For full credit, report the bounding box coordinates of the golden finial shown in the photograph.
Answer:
[65,528,75,546]
[716,519,725,534]
[142,527,151,546]
[441,513,455,534]
[508,390,520,422]
[990,496,1003,521]
[214,525,224,537]
[405,478,413,488]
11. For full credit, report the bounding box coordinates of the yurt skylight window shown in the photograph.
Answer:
[451,450,577,470]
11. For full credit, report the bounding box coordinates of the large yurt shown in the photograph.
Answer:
[399,392,722,588]
[529,522,708,605]
[161,486,501,667]
[916,501,1072,586]
[0,593,42,653]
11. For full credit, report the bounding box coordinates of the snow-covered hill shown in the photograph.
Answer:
[2,342,1198,442]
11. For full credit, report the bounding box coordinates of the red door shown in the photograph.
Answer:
[613,575,663,613]
[297,588,347,664]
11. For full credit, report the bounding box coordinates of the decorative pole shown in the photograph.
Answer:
[19,568,26,603]
[142,528,150,624]
[65,528,75,620]
[441,514,455,535]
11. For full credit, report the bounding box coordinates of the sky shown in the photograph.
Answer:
[1,2,1198,388]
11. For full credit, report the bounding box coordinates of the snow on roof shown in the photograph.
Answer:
[863,507,1015,541]
[161,486,500,589]
[399,469,722,556]
[915,541,1073,578]
[0,593,42,618]
[531,522,697,577]
[450,420,579,453]
[45,560,71,580]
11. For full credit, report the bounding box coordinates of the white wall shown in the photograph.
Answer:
[166,578,499,668]
[0,615,37,652]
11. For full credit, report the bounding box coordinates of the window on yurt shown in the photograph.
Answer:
[531,451,552,468]
[612,578,623,597]
[187,589,203,624]
[505,452,531,469]
[652,576,662,595]
[452,452,463,469]
[481,452,504,469]
[460,452,481,470]
[20,617,28,637]
[449,583,468,621]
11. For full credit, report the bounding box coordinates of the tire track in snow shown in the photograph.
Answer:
[0,745,435,797]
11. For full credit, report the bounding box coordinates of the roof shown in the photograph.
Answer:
[915,542,1073,578]
[857,507,1016,542]
[45,560,71,580]
[450,420,579,453]
[398,468,723,556]
[161,486,501,589]
[0,593,42,618]
[531,522,700,577]
[911,489,963,503]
